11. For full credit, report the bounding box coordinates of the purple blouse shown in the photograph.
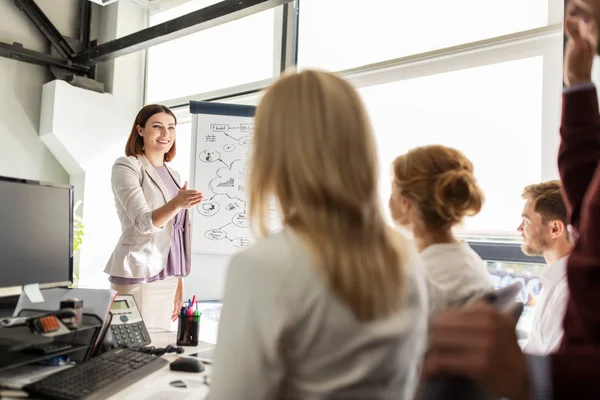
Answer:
[109,165,186,285]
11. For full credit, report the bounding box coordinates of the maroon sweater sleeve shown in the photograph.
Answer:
[551,351,600,398]
[558,87,600,228]
[555,86,600,395]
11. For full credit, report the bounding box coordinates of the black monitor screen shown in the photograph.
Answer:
[0,176,73,290]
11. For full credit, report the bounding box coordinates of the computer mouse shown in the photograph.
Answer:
[170,357,205,373]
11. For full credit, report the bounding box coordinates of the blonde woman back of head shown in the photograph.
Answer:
[389,145,492,317]
[210,70,429,400]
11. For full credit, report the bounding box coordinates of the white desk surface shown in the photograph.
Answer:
[107,331,214,400]
[0,332,214,399]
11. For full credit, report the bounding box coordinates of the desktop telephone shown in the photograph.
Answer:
[105,294,151,349]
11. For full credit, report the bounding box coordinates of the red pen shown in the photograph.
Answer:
[187,295,196,316]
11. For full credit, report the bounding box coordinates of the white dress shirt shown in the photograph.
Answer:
[523,256,569,356]
[210,228,429,400]
[420,242,493,318]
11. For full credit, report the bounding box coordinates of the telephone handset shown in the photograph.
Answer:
[105,294,151,349]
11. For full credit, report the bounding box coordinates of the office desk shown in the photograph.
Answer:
[0,331,213,399]
[107,331,213,399]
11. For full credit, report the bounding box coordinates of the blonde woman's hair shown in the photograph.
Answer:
[392,145,484,230]
[250,69,408,321]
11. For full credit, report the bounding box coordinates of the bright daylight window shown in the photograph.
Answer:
[487,261,545,341]
[298,0,549,71]
[168,121,192,185]
[360,53,556,339]
[363,56,545,236]
[146,0,277,103]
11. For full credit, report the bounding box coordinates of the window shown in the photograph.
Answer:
[146,1,279,103]
[486,261,546,340]
[363,56,545,236]
[151,1,224,24]
[298,0,551,71]
[169,121,192,185]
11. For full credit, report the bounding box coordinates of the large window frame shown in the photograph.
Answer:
[296,0,561,72]
[144,0,562,267]
[144,1,299,108]
[337,26,563,259]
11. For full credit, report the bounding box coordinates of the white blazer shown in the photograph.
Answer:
[104,155,191,279]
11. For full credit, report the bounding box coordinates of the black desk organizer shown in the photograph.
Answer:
[176,314,199,346]
[0,309,106,372]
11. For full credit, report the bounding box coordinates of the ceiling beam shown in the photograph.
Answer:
[74,0,293,65]
[13,0,77,59]
[0,42,89,74]
[78,0,92,51]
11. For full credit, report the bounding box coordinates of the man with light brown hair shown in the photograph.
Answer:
[518,180,573,355]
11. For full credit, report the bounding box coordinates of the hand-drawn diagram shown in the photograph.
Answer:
[192,116,264,254]
[192,111,281,254]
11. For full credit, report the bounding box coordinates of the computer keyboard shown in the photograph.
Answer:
[23,348,168,400]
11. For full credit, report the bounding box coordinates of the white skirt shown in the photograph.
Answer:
[110,276,179,331]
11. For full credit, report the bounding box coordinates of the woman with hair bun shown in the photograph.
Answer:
[389,144,492,317]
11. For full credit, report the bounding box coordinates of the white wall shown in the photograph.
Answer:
[40,1,147,288]
[0,0,81,184]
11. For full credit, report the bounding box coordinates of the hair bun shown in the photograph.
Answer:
[432,168,483,224]
[392,145,484,230]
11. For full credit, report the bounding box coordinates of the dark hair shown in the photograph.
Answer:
[522,180,567,225]
[125,104,177,162]
[393,145,484,230]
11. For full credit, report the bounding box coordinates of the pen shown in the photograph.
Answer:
[194,305,200,323]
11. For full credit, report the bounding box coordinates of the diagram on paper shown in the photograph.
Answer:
[191,117,266,254]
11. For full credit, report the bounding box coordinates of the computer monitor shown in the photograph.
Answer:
[0,175,73,297]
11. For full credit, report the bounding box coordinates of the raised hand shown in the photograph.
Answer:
[564,1,600,86]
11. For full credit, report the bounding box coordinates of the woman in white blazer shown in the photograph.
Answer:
[105,104,203,330]
[389,145,493,318]
[209,70,429,400]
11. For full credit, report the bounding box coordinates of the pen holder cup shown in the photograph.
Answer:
[176,314,200,346]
